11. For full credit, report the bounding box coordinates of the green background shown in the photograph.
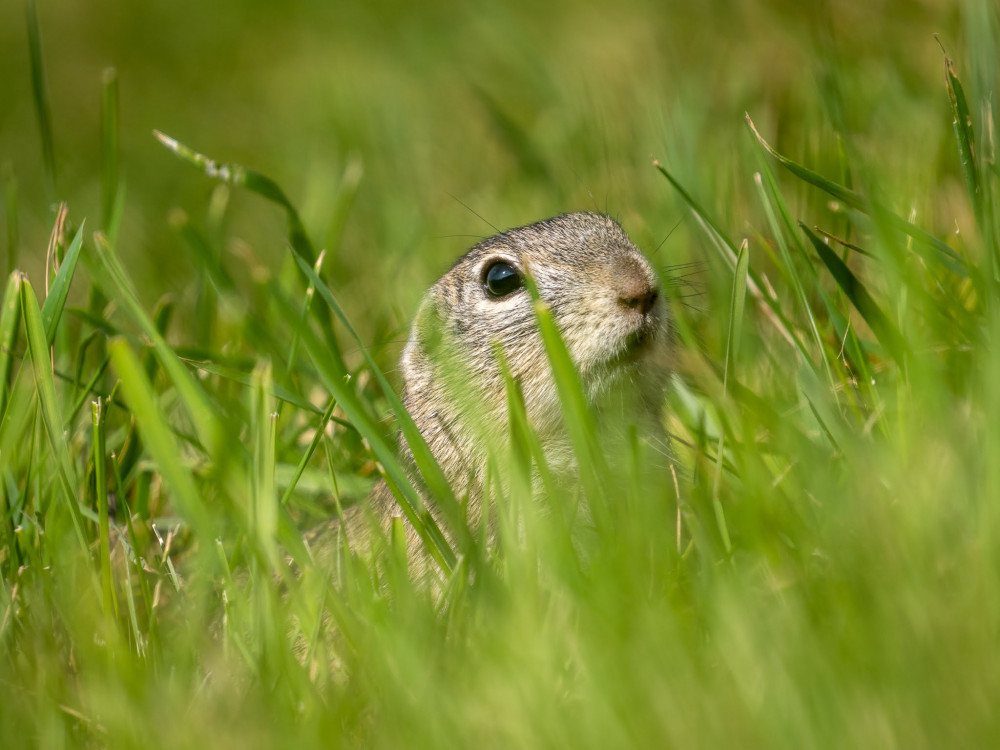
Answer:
[1,0,997,747]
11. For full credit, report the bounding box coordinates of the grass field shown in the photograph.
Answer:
[1,0,999,746]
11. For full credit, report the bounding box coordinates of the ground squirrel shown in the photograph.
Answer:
[340,212,672,562]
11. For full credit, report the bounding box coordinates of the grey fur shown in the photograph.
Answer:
[338,212,672,562]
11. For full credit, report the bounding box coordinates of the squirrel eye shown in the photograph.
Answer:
[483,261,523,298]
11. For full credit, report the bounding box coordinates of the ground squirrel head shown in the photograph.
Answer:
[399,212,671,487]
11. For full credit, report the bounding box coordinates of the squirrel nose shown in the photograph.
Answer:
[616,261,659,315]
[619,287,659,315]
[618,289,659,315]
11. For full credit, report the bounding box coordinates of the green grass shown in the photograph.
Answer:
[1,0,999,746]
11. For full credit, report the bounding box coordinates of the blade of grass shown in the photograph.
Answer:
[390,515,408,572]
[0,469,18,579]
[156,132,343,360]
[288,250,323,369]
[752,169,837,389]
[271,286,455,571]
[800,224,909,369]
[187,359,334,416]
[654,159,815,370]
[496,342,557,501]
[92,232,225,457]
[250,361,278,568]
[813,227,874,258]
[116,530,145,659]
[745,114,967,273]
[275,286,452,572]
[92,398,116,619]
[653,159,738,256]
[940,41,999,285]
[40,223,85,345]
[711,239,749,556]
[524,274,607,511]
[290,253,466,541]
[154,130,316,264]
[19,275,87,551]
[107,337,216,544]
[752,163,878,422]
[113,464,158,653]
[0,273,21,420]
[26,0,56,206]
[65,334,112,428]
[940,42,981,219]
[495,343,580,582]
[723,240,750,393]
[280,397,337,507]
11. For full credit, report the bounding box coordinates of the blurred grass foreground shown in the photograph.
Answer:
[1,0,999,747]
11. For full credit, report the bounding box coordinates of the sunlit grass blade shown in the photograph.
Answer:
[746,114,966,273]
[288,251,323,370]
[655,158,814,369]
[746,115,868,210]
[524,274,606,508]
[154,130,316,264]
[495,344,580,581]
[108,337,216,544]
[40,223,84,345]
[800,224,909,369]
[92,399,116,619]
[797,363,850,454]
[0,273,21,420]
[156,132,344,360]
[390,515,408,571]
[711,239,749,556]
[496,343,555,499]
[116,531,146,658]
[0,273,22,568]
[752,162,882,423]
[280,397,337,507]
[109,468,155,656]
[653,159,738,257]
[25,0,56,205]
[752,169,838,389]
[723,240,750,392]
[250,361,278,568]
[941,44,981,216]
[940,41,999,285]
[19,276,87,550]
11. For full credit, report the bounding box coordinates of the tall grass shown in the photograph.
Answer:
[1,0,998,747]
